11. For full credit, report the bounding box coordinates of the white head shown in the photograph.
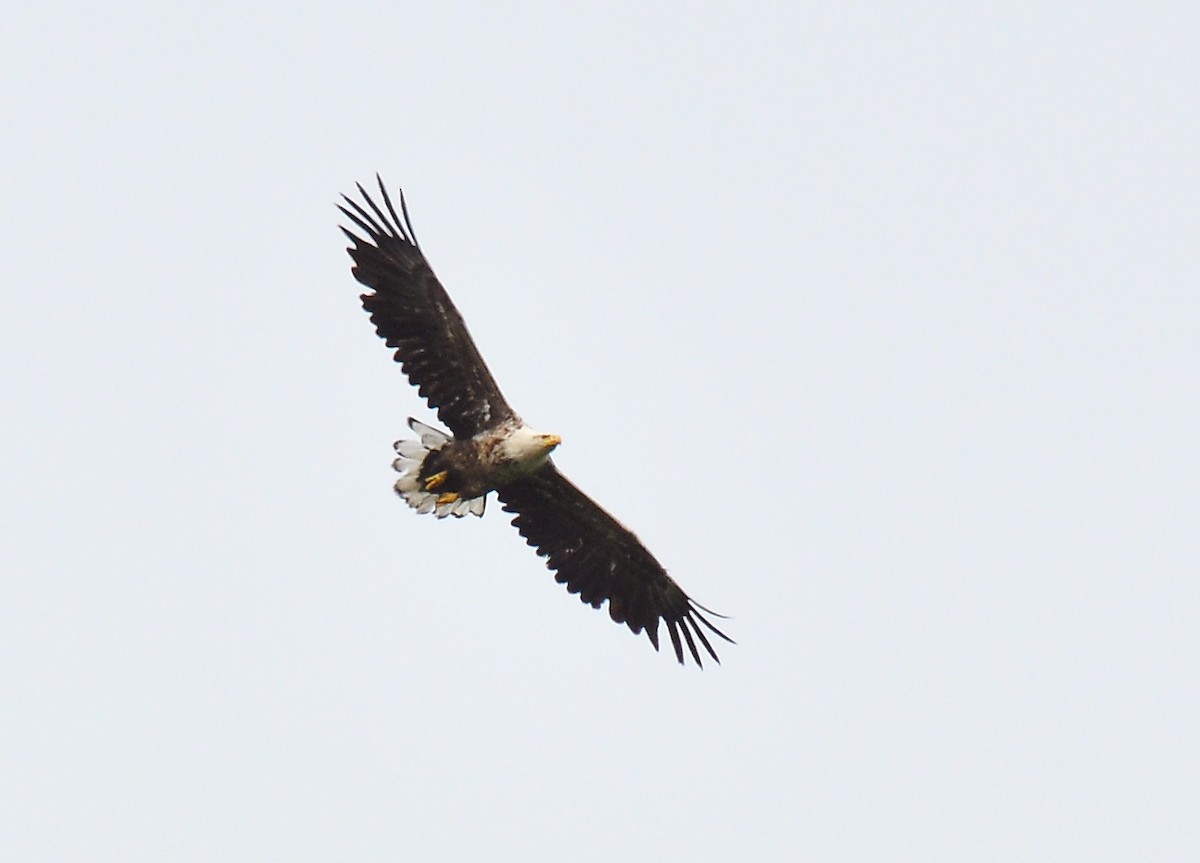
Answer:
[498,425,561,468]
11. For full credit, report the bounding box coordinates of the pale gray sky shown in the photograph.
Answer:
[3,2,1198,860]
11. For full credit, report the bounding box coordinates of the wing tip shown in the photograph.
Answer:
[649,601,733,668]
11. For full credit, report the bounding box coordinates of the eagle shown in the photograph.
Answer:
[339,177,732,666]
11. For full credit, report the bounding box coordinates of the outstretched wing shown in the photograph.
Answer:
[497,464,732,666]
[340,177,517,438]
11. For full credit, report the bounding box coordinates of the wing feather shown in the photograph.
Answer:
[340,177,517,438]
[497,464,732,666]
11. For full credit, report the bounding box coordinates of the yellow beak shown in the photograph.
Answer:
[540,434,562,450]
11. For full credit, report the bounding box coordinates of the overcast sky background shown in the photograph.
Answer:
[3,2,1198,860]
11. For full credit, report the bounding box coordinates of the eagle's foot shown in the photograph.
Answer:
[424,470,449,491]
[436,491,460,505]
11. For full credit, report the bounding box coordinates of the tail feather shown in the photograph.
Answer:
[391,419,486,519]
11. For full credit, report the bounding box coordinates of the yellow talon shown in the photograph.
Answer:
[436,492,460,505]
[424,470,449,491]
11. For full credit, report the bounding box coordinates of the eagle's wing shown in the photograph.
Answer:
[340,178,517,438]
[497,463,732,666]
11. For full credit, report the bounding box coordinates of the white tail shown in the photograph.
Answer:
[391,418,486,518]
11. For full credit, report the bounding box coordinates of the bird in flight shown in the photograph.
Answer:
[339,177,731,665]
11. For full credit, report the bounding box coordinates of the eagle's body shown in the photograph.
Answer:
[340,177,731,666]
[392,417,558,517]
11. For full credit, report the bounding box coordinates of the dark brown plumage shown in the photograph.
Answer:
[498,466,728,665]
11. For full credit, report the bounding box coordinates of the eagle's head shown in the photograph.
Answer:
[499,425,561,468]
